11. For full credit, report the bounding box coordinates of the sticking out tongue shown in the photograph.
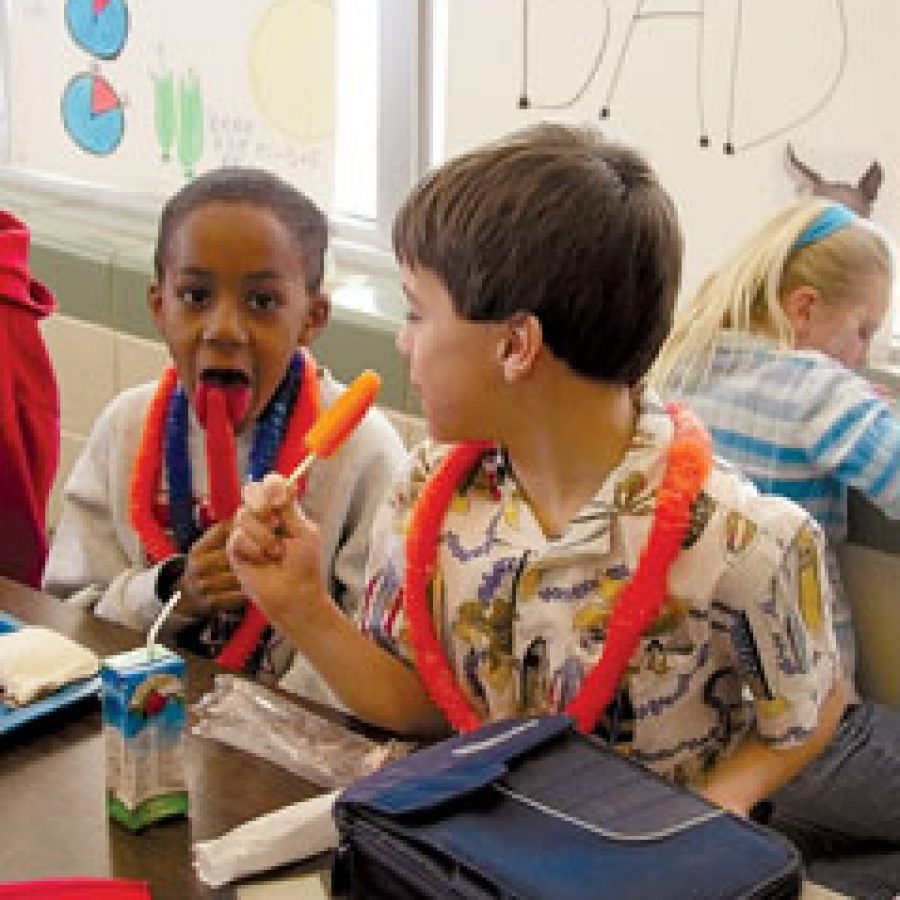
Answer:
[191,370,268,674]
[193,374,252,429]
[193,374,251,521]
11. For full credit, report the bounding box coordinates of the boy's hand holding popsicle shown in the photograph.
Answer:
[227,367,442,736]
[227,370,382,627]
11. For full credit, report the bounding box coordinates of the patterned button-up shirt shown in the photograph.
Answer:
[360,392,839,786]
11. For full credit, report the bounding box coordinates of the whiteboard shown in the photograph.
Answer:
[6,0,335,210]
[441,0,898,338]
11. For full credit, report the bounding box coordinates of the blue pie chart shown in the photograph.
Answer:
[61,72,125,156]
[65,0,129,61]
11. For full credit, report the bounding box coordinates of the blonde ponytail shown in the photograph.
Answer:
[651,200,838,391]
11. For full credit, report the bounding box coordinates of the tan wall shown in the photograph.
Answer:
[840,544,900,709]
[40,313,170,528]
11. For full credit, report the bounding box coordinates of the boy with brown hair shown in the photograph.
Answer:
[228,125,844,815]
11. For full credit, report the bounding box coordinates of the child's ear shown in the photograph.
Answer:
[299,293,330,345]
[781,285,819,342]
[148,281,164,325]
[498,312,542,382]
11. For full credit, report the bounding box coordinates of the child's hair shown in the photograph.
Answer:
[651,198,894,390]
[392,123,682,385]
[153,167,328,292]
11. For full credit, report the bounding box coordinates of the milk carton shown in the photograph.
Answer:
[101,645,188,831]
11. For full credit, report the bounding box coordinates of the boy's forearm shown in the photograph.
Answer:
[279,590,449,739]
[698,679,845,816]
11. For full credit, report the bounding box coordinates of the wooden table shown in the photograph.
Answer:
[0,578,329,899]
[0,579,851,900]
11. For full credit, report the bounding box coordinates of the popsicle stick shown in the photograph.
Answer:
[286,452,316,488]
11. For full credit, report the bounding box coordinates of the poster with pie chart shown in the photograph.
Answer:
[61,71,125,156]
[65,0,129,61]
[6,0,335,207]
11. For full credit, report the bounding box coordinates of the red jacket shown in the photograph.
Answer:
[0,211,60,588]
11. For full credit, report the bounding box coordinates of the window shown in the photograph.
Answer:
[335,0,426,263]
[0,0,421,261]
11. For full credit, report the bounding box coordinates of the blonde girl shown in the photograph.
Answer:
[653,198,892,387]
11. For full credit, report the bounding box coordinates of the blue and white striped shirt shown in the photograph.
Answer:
[663,332,900,690]
[664,333,900,544]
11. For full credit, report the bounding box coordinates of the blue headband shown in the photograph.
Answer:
[792,203,855,251]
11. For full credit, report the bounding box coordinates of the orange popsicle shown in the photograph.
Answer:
[287,369,382,486]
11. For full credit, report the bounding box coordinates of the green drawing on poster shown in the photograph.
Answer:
[153,69,176,162]
[177,71,204,180]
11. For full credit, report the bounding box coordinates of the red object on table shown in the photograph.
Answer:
[0,879,151,899]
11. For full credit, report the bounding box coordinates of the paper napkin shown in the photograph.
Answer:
[193,790,340,888]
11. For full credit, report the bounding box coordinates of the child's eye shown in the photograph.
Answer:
[405,308,421,324]
[247,291,279,312]
[178,286,211,306]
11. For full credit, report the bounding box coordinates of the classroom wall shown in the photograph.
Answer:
[439,0,899,331]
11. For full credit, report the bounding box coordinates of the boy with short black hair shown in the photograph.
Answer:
[44,167,405,703]
[228,125,844,816]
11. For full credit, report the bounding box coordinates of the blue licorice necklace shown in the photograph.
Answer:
[164,353,304,553]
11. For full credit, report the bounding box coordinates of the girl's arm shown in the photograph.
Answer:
[809,375,900,520]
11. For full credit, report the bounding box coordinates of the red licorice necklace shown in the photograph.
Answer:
[402,404,712,734]
[130,352,321,669]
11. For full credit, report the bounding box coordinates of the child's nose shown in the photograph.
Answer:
[204,298,248,345]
